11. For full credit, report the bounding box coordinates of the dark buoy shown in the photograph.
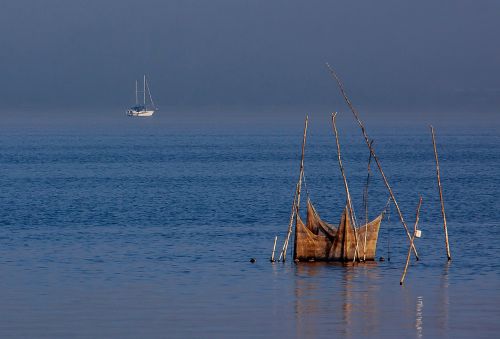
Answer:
[379,256,385,262]
[250,258,256,263]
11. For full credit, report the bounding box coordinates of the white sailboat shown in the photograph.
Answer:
[127,75,157,117]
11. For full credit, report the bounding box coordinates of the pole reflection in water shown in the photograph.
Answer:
[293,262,381,337]
[416,296,423,338]
[294,263,324,338]
[438,261,450,336]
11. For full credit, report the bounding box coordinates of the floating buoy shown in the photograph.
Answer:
[250,258,256,263]
[379,256,385,262]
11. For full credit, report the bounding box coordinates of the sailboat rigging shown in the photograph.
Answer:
[127,75,157,117]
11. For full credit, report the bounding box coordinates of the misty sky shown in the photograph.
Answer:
[1,0,499,123]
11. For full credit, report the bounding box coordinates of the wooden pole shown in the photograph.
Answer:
[279,183,298,262]
[326,63,419,260]
[270,236,278,262]
[363,140,373,261]
[400,197,422,285]
[295,115,308,224]
[281,115,308,262]
[332,112,361,262]
[431,126,451,261]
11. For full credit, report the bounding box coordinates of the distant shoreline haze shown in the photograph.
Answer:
[0,0,499,125]
[1,108,499,133]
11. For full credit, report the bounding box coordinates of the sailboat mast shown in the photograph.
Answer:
[135,80,138,105]
[143,74,146,106]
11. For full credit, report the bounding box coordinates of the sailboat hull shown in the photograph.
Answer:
[127,110,155,117]
[127,75,156,117]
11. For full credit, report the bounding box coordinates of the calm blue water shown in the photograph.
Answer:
[0,119,499,338]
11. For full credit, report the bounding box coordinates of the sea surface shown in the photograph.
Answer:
[0,117,499,338]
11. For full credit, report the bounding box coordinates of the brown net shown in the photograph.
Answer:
[306,199,337,239]
[294,201,383,262]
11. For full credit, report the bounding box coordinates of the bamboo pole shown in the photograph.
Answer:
[279,183,298,262]
[281,115,308,262]
[400,197,423,285]
[363,140,373,261]
[294,115,308,225]
[270,236,278,262]
[431,126,451,261]
[326,63,419,260]
[332,113,360,262]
